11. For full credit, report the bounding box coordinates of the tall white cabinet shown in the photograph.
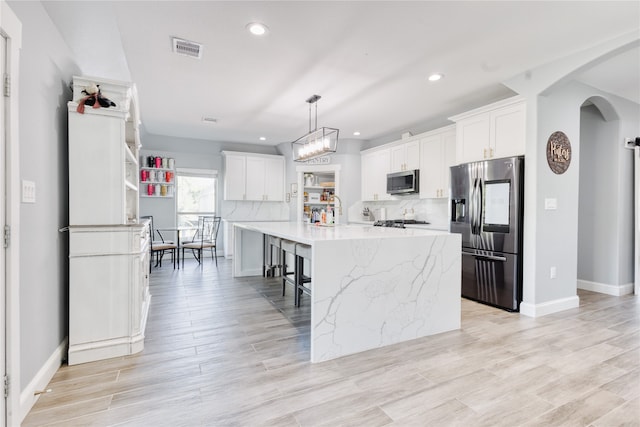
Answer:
[419,125,456,199]
[361,148,391,201]
[67,76,151,365]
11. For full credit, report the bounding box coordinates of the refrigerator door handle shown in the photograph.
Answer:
[461,251,507,262]
[470,178,478,235]
[476,178,483,234]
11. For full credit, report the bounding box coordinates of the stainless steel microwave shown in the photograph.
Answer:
[387,169,419,194]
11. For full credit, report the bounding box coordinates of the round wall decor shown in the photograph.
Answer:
[546,131,572,174]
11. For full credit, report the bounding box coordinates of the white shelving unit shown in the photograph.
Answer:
[296,165,342,223]
[140,162,175,198]
[67,75,150,365]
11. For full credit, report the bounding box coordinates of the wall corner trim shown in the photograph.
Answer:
[520,295,580,317]
[18,338,67,424]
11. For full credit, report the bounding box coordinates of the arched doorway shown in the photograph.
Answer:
[577,96,634,296]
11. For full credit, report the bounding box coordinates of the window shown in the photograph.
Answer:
[176,168,217,227]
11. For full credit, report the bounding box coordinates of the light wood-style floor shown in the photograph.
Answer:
[23,257,639,426]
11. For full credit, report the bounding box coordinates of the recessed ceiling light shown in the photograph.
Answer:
[259,136,266,141]
[353,131,361,136]
[247,22,268,36]
[428,73,444,82]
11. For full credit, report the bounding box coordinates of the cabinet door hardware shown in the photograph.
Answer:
[4,224,10,248]
[4,73,10,97]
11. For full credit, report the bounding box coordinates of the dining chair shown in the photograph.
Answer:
[143,218,177,269]
[140,215,178,271]
[182,216,221,266]
[140,215,174,245]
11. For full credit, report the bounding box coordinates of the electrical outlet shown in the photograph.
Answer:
[550,266,557,279]
[286,193,291,203]
[22,180,36,203]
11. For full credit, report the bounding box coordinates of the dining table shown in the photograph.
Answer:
[155,226,197,269]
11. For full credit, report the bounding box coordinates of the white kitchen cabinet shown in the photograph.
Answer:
[245,156,267,201]
[419,126,456,199]
[223,152,247,200]
[450,96,525,164]
[223,151,285,201]
[390,139,420,172]
[361,147,391,201]
[68,223,150,365]
[67,76,150,365]
[263,156,285,201]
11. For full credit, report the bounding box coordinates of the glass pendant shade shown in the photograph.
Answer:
[292,127,339,162]
[292,94,339,162]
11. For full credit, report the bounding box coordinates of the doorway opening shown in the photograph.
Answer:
[577,97,634,296]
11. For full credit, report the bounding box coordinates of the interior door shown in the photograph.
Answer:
[1,31,7,427]
[635,147,639,295]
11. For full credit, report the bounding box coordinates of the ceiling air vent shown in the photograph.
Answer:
[172,37,203,59]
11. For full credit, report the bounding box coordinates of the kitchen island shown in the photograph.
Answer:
[233,222,461,363]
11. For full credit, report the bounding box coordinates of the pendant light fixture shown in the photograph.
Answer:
[292,94,339,162]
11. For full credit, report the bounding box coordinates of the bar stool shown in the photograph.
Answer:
[280,239,296,297]
[295,243,312,307]
[263,235,282,277]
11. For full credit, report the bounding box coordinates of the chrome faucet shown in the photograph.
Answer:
[333,194,343,215]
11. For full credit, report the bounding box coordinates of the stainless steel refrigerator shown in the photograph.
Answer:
[450,156,525,311]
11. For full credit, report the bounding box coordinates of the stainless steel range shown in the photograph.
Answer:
[373,219,430,228]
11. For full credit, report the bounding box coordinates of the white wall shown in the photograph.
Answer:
[502,33,639,314]
[530,81,637,309]
[7,0,80,402]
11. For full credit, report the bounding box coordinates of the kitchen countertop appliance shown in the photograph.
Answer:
[373,219,430,228]
[450,156,525,311]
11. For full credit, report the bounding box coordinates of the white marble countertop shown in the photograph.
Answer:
[234,221,450,245]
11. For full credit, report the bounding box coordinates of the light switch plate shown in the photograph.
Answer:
[22,180,36,203]
[544,198,557,210]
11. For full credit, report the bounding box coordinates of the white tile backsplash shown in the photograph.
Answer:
[220,200,289,221]
[349,195,449,227]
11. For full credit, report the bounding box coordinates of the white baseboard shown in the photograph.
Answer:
[577,279,634,296]
[18,338,67,423]
[520,295,580,317]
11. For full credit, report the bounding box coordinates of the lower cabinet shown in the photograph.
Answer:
[68,222,151,365]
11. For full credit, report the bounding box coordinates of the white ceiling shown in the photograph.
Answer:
[43,1,640,147]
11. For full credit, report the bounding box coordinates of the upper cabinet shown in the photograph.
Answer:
[449,96,526,164]
[361,147,391,201]
[222,151,285,201]
[419,126,456,199]
[68,76,140,225]
[390,139,420,172]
